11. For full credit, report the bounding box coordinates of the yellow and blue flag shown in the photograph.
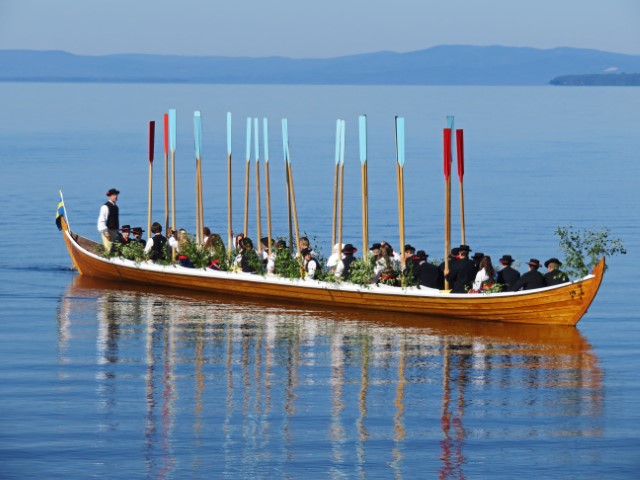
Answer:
[55,191,65,230]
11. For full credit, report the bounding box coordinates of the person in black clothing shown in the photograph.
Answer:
[130,227,146,244]
[403,244,417,278]
[336,243,357,280]
[239,237,262,274]
[302,247,322,279]
[97,187,120,251]
[472,252,484,271]
[509,259,545,291]
[438,247,460,289]
[445,244,477,293]
[117,225,131,245]
[497,254,521,290]
[543,258,570,286]
[144,222,168,262]
[413,250,440,289]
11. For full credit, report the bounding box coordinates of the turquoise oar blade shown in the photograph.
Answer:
[263,118,269,163]
[227,112,232,156]
[282,118,290,164]
[254,117,260,163]
[245,117,252,162]
[169,109,177,153]
[194,111,202,159]
[359,115,367,165]
[395,116,405,167]
[339,119,346,166]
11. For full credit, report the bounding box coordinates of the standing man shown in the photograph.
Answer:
[97,188,120,251]
[497,254,521,290]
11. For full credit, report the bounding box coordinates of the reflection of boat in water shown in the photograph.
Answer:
[59,216,605,326]
[58,275,604,479]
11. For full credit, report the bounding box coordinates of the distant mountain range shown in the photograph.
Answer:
[2,45,640,85]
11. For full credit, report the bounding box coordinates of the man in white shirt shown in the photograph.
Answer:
[97,188,120,251]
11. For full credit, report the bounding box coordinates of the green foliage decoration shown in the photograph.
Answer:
[347,255,376,288]
[555,226,626,277]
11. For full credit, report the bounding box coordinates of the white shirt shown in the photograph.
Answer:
[473,268,496,291]
[97,202,115,233]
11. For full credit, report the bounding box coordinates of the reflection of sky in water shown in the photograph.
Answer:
[54,278,604,479]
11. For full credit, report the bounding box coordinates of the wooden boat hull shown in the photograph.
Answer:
[60,218,604,326]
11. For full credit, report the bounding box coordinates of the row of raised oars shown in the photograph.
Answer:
[145,112,466,280]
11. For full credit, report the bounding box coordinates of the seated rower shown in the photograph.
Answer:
[335,244,357,280]
[509,259,545,291]
[144,222,168,262]
[302,248,321,279]
[413,250,439,289]
[544,258,569,286]
[131,227,146,244]
[497,254,520,290]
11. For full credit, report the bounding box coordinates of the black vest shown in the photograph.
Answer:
[150,234,167,261]
[104,201,119,230]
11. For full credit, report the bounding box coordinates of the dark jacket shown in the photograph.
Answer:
[339,254,355,280]
[104,201,119,230]
[544,269,569,286]
[149,234,168,262]
[509,269,545,291]
[414,260,440,289]
[445,258,477,293]
[497,266,521,290]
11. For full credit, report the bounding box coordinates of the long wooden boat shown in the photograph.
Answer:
[59,216,605,326]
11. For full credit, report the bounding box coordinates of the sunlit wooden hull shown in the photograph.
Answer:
[60,217,604,326]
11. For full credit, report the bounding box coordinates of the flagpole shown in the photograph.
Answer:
[147,120,155,240]
[227,112,233,256]
[254,118,262,254]
[359,115,369,257]
[456,129,466,245]
[263,118,273,257]
[244,117,251,237]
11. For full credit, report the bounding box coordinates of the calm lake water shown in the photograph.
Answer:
[0,83,639,479]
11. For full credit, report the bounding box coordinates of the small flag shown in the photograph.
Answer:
[55,191,65,230]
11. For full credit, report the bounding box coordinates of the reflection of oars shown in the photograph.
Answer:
[263,118,273,256]
[359,115,369,257]
[282,119,301,255]
[254,118,262,254]
[456,129,466,245]
[147,120,155,239]
[338,119,346,258]
[226,112,233,256]
[169,109,177,233]
[193,111,204,244]
[163,113,169,233]
[243,118,251,237]
[395,117,406,263]
[443,116,454,290]
[331,119,341,250]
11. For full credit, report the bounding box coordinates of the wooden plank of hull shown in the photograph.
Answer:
[60,218,604,326]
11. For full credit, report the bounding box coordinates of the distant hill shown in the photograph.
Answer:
[2,46,640,85]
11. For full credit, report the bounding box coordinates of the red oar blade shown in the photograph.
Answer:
[456,129,464,180]
[443,128,452,180]
[148,121,155,164]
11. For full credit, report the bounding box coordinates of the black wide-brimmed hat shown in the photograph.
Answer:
[528,258,541,268]
[120,225,131,232]
[275,239,287,248]
[404,244,416,253]
[472,252,484,261]
[500,254,514,265]
[106,188,120,196]
[369,243,381,251]
[132,227,144,234]
[450,247,460,256]
[459,244,472,252]
[342,244,357,254]
[416,250,428,260]
[544,257,562,267]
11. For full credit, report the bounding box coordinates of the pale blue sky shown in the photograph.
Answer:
[1,0,638,57]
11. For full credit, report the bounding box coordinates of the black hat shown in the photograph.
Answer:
[301,248,311,257]
[342,244,357,254]
[499,254,514,265]
[275,239,287,248]
[260,237,274,246]
[132,227,144,234]
[459,244,471,252]
[472,252,484,261]
[404,244,416,253]
[416,250,428,260]
[369,243,381,251]
[120,225,131,232]
[106,188,120,196]
[528,258,541,269]
[544,258,562,268]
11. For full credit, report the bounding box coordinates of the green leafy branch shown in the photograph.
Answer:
[555,226,627,277]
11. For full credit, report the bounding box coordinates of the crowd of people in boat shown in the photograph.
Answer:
[97,187,570,293]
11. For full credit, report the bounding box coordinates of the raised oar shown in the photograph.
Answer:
[147,120,155,240]
[169,109,177,235]
[263,118,273,256]
[331,119,341,250]
[227,112,233,256]
[443,116,454,290]
[163,113,169,233]
[254,117,262,254]
[359,115,369,257]
[244,117,251,237]
[194,111,203,244]
[282,119,301,256]
[282,118,293,251]
[456,129,466,245]
[338,119,346,262]
[395,116,406,263]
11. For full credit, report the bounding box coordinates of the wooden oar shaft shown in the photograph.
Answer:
[255,161,262,253]
[195,158,202,243]
[164,152,169,232]
[287,162,301,255]
[361,163,368,257]
[285,164,293,251]
[338,163,345,254]
[147,163,153,239]
[459,180,466,245]
[243,160,250,237]
[227,153,233,256]
[399,165,405,262]
[444,177,451,290]
[331,162,339,251]
[265,162,273,257]
[171,150,176,234]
